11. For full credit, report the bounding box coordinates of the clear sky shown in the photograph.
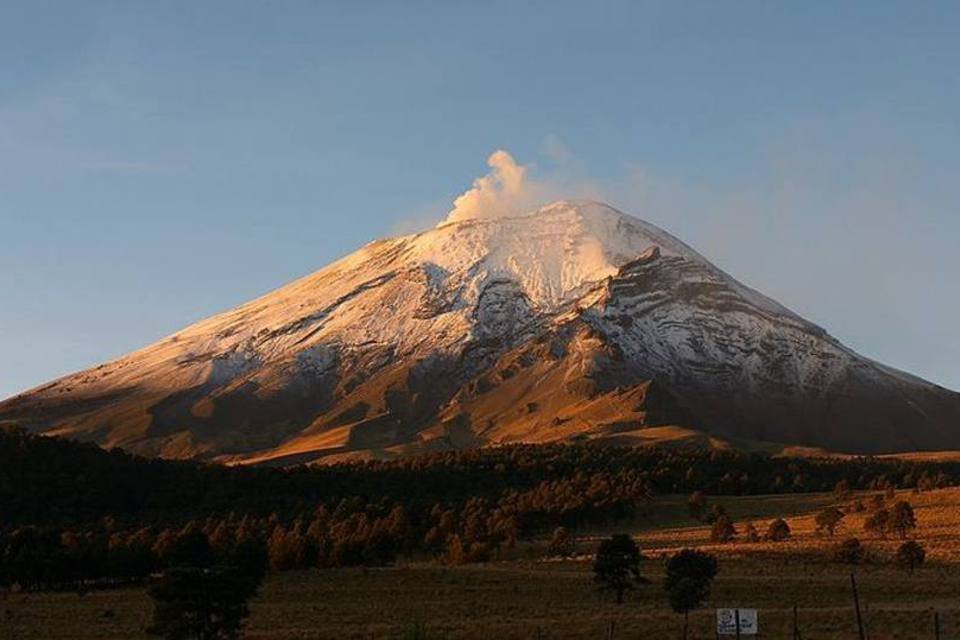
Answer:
[2,1,959,398]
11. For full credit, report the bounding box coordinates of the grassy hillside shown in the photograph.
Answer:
[5,487,960,639]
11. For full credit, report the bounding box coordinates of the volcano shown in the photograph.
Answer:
[2,200,958,464]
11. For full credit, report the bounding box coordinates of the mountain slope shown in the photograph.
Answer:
[2,201,958,462]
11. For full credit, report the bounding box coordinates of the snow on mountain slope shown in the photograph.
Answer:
[1,201,957,462]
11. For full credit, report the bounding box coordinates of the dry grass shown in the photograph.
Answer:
[5,488,960,639]
[632,487,960,564]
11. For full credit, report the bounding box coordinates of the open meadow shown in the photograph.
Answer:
[4,487,960,639]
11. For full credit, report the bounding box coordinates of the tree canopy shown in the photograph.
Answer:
[593,534,645,603]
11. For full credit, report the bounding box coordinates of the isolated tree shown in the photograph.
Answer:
[864,508,890,538]
[890,501,917,539]
[710,514,736,543]
[833,538,865,565]
[445,534,467,566]
[664,549,718,640]
[743,522,760,543]
[687,492,707,521]
[815,507,845,536]
[895,540,926,573]
[592,534,645,604]
[147,566,260,640]
[765,518,791,542]
[548,526,576,558]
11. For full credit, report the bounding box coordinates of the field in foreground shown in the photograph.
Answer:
[5,487,960,639]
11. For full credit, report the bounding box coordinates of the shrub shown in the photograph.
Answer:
[814,507,845,536]
[710,514,736,543]
[765,518,791,542]
[895,540,926,572]
[833,538,865,565]
[548,527,576,558]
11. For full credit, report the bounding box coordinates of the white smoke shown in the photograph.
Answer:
[444,150,547,224]
[420,135,959,390]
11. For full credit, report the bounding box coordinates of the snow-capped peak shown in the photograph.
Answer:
[420,200,695,310]
[6,198,957,464]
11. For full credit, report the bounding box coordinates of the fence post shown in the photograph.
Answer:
[865,602,873,640]
[934,610,941,640]
[851,573,866,640]
[793,604,802,640]
[735,608,741,640]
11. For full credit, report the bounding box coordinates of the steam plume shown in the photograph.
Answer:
[444,150,544,224]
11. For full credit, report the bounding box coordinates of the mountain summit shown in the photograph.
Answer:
[3,201,958,463]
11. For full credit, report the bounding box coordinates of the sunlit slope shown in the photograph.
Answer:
[2,201,957,462]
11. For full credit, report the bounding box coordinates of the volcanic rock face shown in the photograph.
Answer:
[2,201,958,463]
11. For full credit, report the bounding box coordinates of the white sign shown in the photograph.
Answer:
[717,609,759,635]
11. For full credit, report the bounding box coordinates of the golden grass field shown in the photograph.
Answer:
[5,488,960,639]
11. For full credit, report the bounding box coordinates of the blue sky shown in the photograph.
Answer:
[2,0,959,398]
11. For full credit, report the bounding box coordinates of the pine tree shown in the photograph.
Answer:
[664,549,718,640]
[833,538,865,565]
[592,534,645,604]
[895,540,925,573]
[710,514,736,543]
[815,507,845,536]
[890,501,917,539]
[147,566,259,640]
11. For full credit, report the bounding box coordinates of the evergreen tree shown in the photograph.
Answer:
[864,508,890,538]
[895,540,925,573]
[814,507,845,536]
[890,501,917,539]
[710,514,736,543]
[833,538,865,565]
[147,566,260,640]
[592,534,645,604]
[664,549,718,640]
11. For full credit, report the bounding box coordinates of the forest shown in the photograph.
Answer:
[2,426,958,591]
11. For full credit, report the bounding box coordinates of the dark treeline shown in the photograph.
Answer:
[1,429,651,590]
[4,428,959,527]
[2,428,959,591]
